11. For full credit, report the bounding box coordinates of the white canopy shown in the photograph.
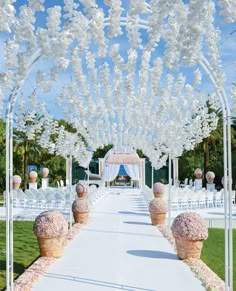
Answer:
[106,153,140,165]
[103,148,140,182]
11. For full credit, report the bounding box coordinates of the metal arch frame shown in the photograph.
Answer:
[168,154,172,228]
[4,17,233,291]
[5,84,21,291]
[199,57,233,291]
[5,49,42,291]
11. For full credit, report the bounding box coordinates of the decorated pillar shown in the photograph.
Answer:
[173,158,179,187]
[66,156,72,186]
[41,167,49,189]
[99,158,103,177]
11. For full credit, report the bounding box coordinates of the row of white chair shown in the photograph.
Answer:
[141,185,228,211]
[3,185,108,211]
[169,188,224,210]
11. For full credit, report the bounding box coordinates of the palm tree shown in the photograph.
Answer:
[13,130,45,190]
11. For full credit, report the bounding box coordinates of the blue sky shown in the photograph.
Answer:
[1,1,236,119]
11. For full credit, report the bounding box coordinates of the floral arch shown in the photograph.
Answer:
[1,0,235,290]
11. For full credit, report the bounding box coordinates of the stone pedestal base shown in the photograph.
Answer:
[175,237,203,260]
[13,183,20,190]
[150,212,166,225]
[77,193,87,198]
[153,192,163,198]
[37,236,65,258]
[73,212,89,224]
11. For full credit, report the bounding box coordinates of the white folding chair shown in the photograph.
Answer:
[206,191,214,208]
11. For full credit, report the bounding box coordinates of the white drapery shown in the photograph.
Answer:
[103,164,120,182]
[102,147,141,182]
[124,164,139,180]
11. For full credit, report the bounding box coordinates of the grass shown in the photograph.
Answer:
[0,221,39,290]
[0,222,235,290]
[201,228,236,288]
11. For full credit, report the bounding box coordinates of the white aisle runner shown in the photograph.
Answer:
[32,189,206,291]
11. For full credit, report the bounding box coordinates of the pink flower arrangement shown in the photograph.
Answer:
[171,212,208,241]
[153,182,165,194]
[41,167,49,178]
[29,170,38,178]
[64,224,81,246]
[185,258,225,290]
[76,183,88,194]
[33,210,68,238]
[194,168,202,179]
[149,198,168,213]
[157,225,176,249]
[14,257,56,291]
[13,175,22,184]
[72,198,90,213]
[206,171,215,184]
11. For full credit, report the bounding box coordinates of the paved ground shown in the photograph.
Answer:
[31,189,206,291]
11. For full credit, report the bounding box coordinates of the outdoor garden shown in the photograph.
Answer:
[0,0,236,290]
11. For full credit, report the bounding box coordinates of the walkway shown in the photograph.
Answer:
[32,189,206,291]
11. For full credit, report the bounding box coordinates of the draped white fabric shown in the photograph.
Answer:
[124,164,140,180]
[103,164,120,182]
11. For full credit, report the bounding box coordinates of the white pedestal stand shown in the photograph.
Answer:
[42,178,49,189]
[29,182,37,189]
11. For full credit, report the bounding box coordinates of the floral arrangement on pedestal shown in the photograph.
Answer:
[41,167,49,178]
[75,183,88,198]
[149,198,168,225]
[153,182,165,198]
[194,168,202,179]
[13,175,22,189]
[206,171,215,191]
[194,168,203,190]
[33,210,68,258]
[29,170,38,183]
[171,212,208,259]
[206,171,215,184]
[72,198,91,224]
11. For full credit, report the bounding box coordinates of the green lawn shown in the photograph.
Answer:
[0,222,235,290]
[0,221,39,290]
[201,228,236,288]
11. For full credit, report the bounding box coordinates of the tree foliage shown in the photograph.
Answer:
[92,144,113,159]
[0,115,236,194]
[179,115,236,189]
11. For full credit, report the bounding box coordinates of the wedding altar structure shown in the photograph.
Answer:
[99,147,145,188]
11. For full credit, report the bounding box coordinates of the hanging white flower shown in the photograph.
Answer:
[218,0,236,23]
[63,0,79,19]
[193,68,202,87]
[105,0,123,38]
[46,6,61,37]
[0,1,16,33]
[28,0,45,12]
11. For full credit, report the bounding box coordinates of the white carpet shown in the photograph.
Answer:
[32,190,206,291]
